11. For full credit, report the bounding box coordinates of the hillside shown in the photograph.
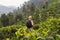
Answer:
[0,5,16,15]
[0,17,60,40]
[0,0,60,40]
[28,0,50,6]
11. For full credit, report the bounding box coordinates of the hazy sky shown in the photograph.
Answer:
[0,0,29,7]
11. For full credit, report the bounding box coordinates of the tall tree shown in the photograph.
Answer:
[30,3,35,14]
[1,14,9,27]
[15,14,23,22]
[7,12,14,25]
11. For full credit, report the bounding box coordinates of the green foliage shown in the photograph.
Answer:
[0,25,21,39]
[0,17,60,40]
[7,12,15,25]
[33,8,40,24]
[0,0,60,40]
[14,17,60,40]
[1,14,9,27]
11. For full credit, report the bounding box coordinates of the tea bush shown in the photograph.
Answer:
[0,16,60,40]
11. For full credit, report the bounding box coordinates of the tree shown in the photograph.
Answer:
[0,18,3,27]
[33,8,40,24]
[30,3,35,15]
[7,12,14,25]
[22,2,28,17]
[15,14,23,22]
[1,14,9,27]
[22,2,36,17]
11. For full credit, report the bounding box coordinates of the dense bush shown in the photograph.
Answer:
[0,16,60,40]
[0,25,21,40]
[14,17,60,40]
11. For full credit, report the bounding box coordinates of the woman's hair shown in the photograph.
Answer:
[28,16,32,19]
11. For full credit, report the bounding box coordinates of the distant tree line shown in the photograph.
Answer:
[0,13,23,27]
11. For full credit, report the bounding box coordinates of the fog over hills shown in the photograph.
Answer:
[0,0,50,15]
[0,5,16,15]
[27,0,50,6]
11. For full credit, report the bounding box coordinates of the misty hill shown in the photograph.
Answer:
[0,0,50,15]
[27,0,50,6]
[0,5,16,15]
[18,0,50,14]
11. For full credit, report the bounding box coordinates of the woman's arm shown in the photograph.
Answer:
[31,20,34,26]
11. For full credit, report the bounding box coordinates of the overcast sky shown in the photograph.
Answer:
[0,0,29,7]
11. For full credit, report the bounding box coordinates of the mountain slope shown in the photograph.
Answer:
[0,5,16,15]
[27,0,50,6]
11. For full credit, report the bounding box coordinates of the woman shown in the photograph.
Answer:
[26,16,34,29]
